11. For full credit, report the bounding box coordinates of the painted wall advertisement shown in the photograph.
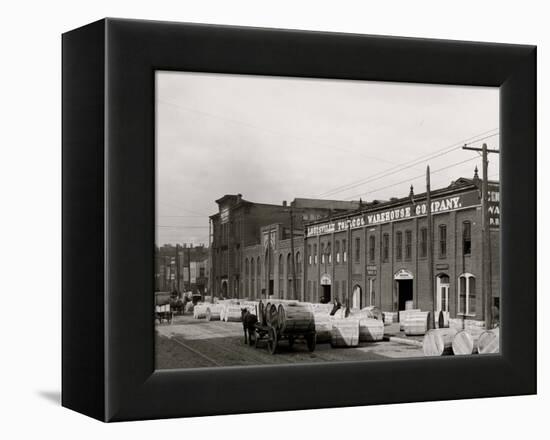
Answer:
[306,189,491,237]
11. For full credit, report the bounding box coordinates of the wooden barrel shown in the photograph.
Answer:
[311,303,334,315]
[449,318,464,331]
[403,311,429,335]
[359,318,384,342]
[332,308,347,319]
[382,311,398,325]
[477,328,500,354]
[437,311,450,328]
[205,305,222,321]
[258,302,266,325]
[224,305,242,322]
[358,306,383,321]
[423,328,458,356]
[399,309,420,330]
[451,330,483,355]
[277,303,315,334]
[331,319,359,347]
[265,303,279,327]
[193,304,208,319]
[405,300,414,310]
[314,313,332,343]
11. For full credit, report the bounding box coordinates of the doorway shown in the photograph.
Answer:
[397,279,413,310]
[321,285,331,303]
[436,274,450,312]
[352,285,361,309]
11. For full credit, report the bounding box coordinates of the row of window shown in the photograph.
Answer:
[306,221,473,265]
[243,252,302,277]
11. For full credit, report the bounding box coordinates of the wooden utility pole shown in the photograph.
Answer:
[175,244,180,294]
[463,143,499,329]
[187,245,192,293]
[290,208,298,300]
[426,166,436,328]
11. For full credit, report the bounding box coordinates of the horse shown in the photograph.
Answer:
[241,308,258,346]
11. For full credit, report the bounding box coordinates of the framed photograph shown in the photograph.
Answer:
[62,18,536,422]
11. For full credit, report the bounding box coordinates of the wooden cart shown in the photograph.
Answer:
[255,301,316,354]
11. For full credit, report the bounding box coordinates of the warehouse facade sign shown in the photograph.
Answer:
[306,190,482,237]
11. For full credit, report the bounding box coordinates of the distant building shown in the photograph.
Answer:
[155,244,209,294]
[209,194,359,297]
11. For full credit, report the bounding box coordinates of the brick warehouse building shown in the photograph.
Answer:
[301,173,500,321]
[209,194,359,298]
[210,171,500,322]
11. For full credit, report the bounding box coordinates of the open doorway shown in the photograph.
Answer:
[321,285,331,303]
[397,279,413,310]
[352,285,361,309]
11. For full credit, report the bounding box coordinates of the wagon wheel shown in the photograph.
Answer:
[288,336,295,350]
[306,333,316,352]
[267,327,278,355]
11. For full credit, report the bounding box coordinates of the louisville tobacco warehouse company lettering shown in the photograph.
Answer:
[306,190,482,237]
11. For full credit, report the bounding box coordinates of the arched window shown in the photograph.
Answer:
[296,252,302,274]
[335,240,340,264]
[458,273,476,315]
[320,243,325,264]
[326,242,332,264]
[278,254,284,275]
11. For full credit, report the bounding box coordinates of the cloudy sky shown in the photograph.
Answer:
[156,71,499,246]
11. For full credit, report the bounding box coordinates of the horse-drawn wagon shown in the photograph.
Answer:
[155,291,173,324]
[254,301,316,354]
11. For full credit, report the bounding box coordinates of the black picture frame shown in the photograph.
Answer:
[62,18,536,422]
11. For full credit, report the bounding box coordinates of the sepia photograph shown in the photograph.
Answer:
[154,71,501,369]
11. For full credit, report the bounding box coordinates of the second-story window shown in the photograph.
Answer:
[321,243,325,264]
[313,244,318,264]
[396,231,403,261]
[355,237,361,262]
[335,240,340,263]
[342,239,347,262]
[383,234,389,262]
[369,235,375,262]
[420,227,427,258]
[327,241,332,264]
[463,221,472,255]
[405,230,412,260]
[308,245,312,265]
[439,224,447,258]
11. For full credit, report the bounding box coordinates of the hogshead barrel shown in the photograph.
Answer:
[382,311,398,325]
[358,306,383,321]
[277,303,315,334]
[477,327,500,354]
[330,318,360,348]
[224,305,242,322]
[193,304,208,319]
[265,303,279,327]
[311,303,334,315]
[403,311,429,335]
[405,300,414,310]
[205,305,222,321]
[314,313,332,343]
[399,309,420,330]
[359,318,384,342]
[451,329,483,355]
[423,328,458,356]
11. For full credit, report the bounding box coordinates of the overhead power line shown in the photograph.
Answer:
[344,156,479,201]
[315,129,499,199]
